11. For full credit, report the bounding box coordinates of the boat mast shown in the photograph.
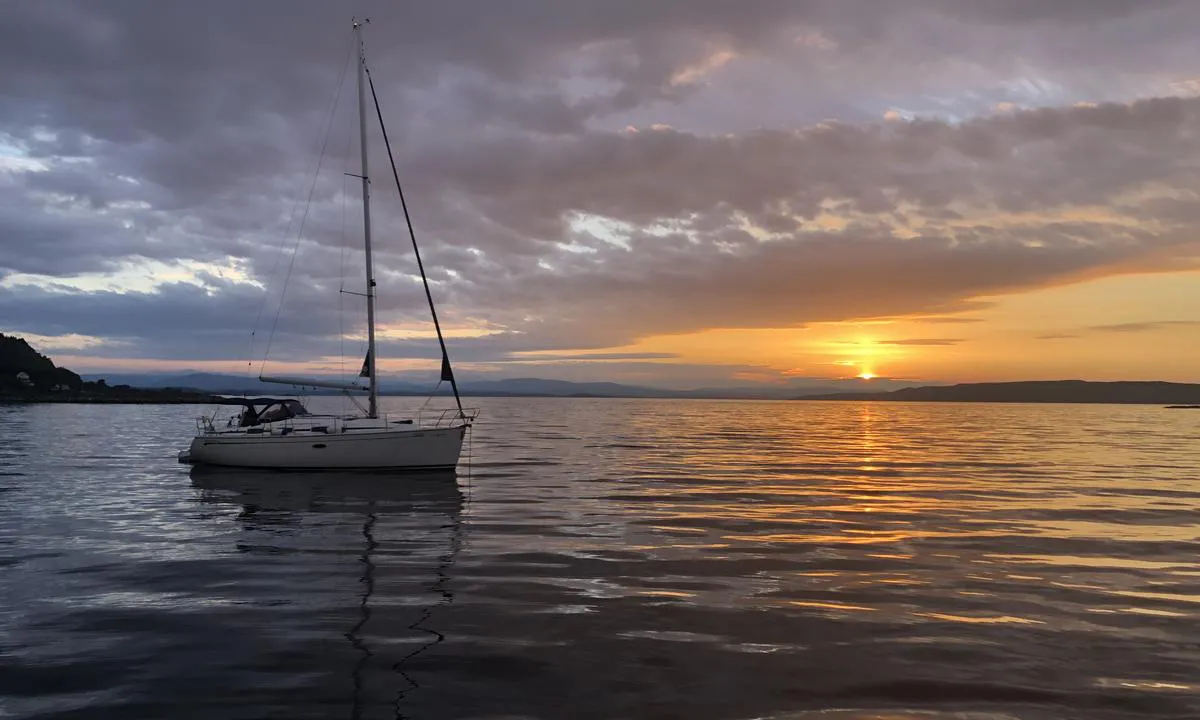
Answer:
[354,18,379,419]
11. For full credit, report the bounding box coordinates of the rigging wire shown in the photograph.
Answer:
[257,37,356,378]
[363,62,466,419]
[247,36,355,375]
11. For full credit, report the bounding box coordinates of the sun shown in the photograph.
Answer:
[857,370,877,380]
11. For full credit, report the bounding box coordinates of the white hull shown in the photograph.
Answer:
[182,424,467,470]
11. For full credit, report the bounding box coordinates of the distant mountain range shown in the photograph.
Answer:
[79,371,901,400]
[796,380,1200,405]
[72,372,1200,405]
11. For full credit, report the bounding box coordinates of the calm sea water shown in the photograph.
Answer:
[1,397,1199,719]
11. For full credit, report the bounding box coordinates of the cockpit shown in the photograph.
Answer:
[237,399,309,427]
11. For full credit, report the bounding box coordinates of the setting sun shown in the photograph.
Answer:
[858,371,877,380]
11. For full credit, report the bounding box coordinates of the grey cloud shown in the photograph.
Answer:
[0,277,362,362]
[910,317,986,324]
[878,338,965,346]
[1089,320,1200,333]
[1035,333,1080,340]
[0,0,826,146]
[409,100,1200,343]
[629,2,1200,134]
[418,97,1200,244]
[927,0,1181,25]
[0,274,645,365]
[503,352,680,361]
[456,228,1165,347]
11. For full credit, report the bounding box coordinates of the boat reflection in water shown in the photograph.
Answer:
[189,466,465,718]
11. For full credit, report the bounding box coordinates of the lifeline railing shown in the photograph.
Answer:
[416,406,480,428]
[194,407,479,435]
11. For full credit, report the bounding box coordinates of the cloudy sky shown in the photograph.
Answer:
[2,0,1199,389]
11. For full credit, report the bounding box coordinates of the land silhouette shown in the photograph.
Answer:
[0,335,209,404]
[796,380,1200,405]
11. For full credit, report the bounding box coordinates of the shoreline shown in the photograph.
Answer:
[1,392,214,405]
[3,394,1195,406]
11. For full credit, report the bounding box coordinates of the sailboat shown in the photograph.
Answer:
[179,20,476,471]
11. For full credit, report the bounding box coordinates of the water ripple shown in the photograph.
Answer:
[0,398,1198,718]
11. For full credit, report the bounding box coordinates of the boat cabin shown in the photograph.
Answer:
[243,399,309,427]
[209,396,310,427]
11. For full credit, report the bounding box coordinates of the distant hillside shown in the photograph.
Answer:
[83,372,269,394]
[1,335,209,404]
[796,380,1200,405]
[83,373,692,397]
[1,334,83,393]
[456,378,665,397]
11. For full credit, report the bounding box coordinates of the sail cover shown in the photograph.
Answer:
[360,349,452,383]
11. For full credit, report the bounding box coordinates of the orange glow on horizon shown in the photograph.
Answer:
[30,269,1200,384]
